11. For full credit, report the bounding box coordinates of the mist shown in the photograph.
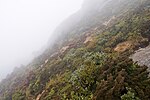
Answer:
[0,0,83,80]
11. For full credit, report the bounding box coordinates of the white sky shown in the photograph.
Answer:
[0,0,83,80]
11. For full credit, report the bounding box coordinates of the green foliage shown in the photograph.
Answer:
[28,80,41,95]
[93,55,150,100]
[12,91,25,100]
[44,88,55,99]
[121,88,140,100]
[66,52,107,99]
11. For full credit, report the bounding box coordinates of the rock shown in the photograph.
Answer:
[60,46,70,53]
[50,52,59,58]
[131,45,150,74]
[45,59,49,64]
[84,36,93,44]
[103,16,116,26]
[36,90,46,100]
[40,64,44,68]
[131,45,150,68]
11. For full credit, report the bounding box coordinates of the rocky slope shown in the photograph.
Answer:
[0,0,150,100]
[132,45,150,71]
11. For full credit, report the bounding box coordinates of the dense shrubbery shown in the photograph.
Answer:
[93,54,150,100]
[42,5,150,99]
[12,91,25,100]
[121,88,140,100]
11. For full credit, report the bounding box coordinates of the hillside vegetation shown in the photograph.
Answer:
[0,0,150,100]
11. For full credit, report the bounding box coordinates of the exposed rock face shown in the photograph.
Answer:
[103,16,116,26]
[36,90,45,100]
[84,36,93,44]
[131,45,150,70]
[60,46,70,53]
[45,59,49,64]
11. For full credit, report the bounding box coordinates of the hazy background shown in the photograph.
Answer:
[0,0,83,80]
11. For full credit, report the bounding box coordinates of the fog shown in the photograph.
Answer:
[0,0,83,80]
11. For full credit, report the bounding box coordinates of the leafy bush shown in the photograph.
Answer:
[121,88,140,100]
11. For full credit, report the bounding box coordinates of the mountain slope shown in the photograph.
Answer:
[0,0,150,100]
